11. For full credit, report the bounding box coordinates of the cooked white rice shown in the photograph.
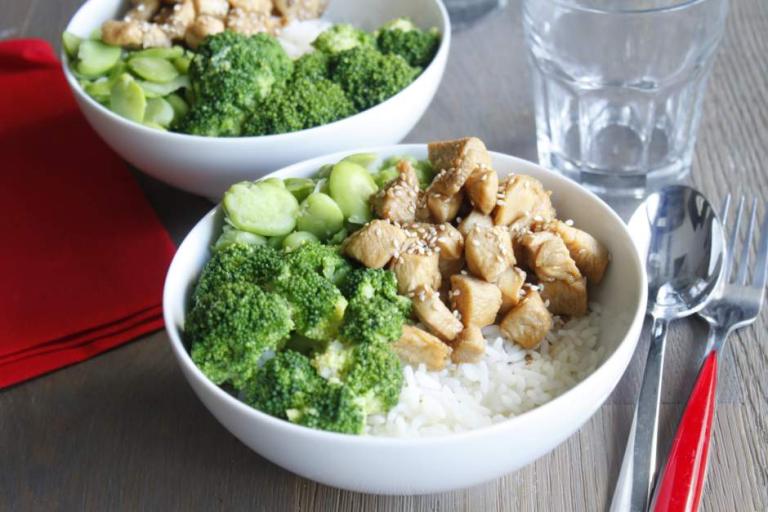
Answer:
[366,304,605,437]
[277,19,333,58]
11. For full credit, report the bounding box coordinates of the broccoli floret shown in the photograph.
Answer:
[375,19,440,68]
[339,267,403,304]
[181,31,293,136]
[341,294,410,345]
[292,50,331,82]
[243,78,355,135]
[312,24,374,54]
[275,268,348,342]
[193,243,284,302]
[187,281,294,388]
[330,46,419,111]
[285,242,352,285]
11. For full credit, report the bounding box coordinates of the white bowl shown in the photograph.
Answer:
[163,146,647,494]
[62,0,450,199]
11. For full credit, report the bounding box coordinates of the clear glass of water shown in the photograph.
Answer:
[523,0,729,197]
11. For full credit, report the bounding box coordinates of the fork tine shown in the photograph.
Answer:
[720,194,732,224]
[736,198,758,285]
[725,196,745,283]
[753,209,768,292]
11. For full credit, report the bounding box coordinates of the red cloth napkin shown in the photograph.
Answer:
[0,39,176,388]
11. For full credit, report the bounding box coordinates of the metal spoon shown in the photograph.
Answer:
[609,185,725,512]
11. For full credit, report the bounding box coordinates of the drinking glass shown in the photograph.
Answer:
[523,0,728,197]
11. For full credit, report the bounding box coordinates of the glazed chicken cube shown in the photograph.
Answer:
[465,226,516,282]
[540,277,588,317]
[426,188,464,223]
[343,219,407,269]
[391,252,441,295]
[500,289,553,349]
[194,0,230,17]
[372,160,420,224]
[493,175,556,230]
[185,15,226,47]
[518,231,581,284]
[102,20,172,48]
[427,137,493,196]
[450,274,503,328]
[154,0,196,40]
[228,0,273,13]
[546,220,610,284]
[273,0,329,20]
[414,191,432,222]
[393,325,452,371]
[451,325,486,364]
[495,266,527,314]
[124,0,161,21]
[465,167,499,215]
[411,286,464,342]
[226,9,280,35]
[458,210,493,238]
[406,222,465,278]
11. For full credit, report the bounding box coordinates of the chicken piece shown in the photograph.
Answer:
[451,326,486,364]
[458,210,493,238]
[414,191,432,222]
[426,188,464,223]
[450,274,503,328]
[228,0,272,13]
[154,0,196,40]
[494,175,556,230]
[102,19,172,48]
[500,290,553,349]
[227,9,281,35]
[194,0,230,17]
[540,277,588,317]
[372,160,420,224]
[411,286,464,342]
[436,223,465,277]
[343,219,407,269]
[185,15,226,48]
[393,325,452,371]
[465,168,499,215]
[465,226,516,282]
[273,0,328,20]
[518,231,582,285]
[124,0,161,21]
[427,137,493,196]
[545,220,609,284]
[391,252,441,295]
[495,266,527,314]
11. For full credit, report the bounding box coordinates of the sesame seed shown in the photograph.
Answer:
[565,219,574,226]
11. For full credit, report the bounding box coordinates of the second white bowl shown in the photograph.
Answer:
[62,0,451,199]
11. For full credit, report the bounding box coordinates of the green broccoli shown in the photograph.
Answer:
[376,18,440,68]
[292,50,331,82]
[180,31,293,136]
[312,24,374,54]
[193,243,284,302]
[275,267,348,342]
[330,46,419,111]
[285,242,352,285]
[339,267,405,304]
[341,295,410,345]
[187,281,294,388]
[243,78,355,135]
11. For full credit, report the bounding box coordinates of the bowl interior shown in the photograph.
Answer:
[164,145,646,438]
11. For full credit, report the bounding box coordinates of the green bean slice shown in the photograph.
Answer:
[328,227,349,245]
[138,75,189,98]
[267,235,287,249]
[284,178,315,203]
[223,181,299,236]
[144,97,175,127]
[282,231,320,251]
[110,74,146,123]
[214,225,267,250]
[342,153,377,168]
[262,177,285,189]
[374,166,399,188]
[296,192,345,240]
[84,79,112,103]
[62,31,82,59]
[328,161,378,224]
[77,40,121,78]
[130,46,185,60]
[128,56,179,83]
[173,56,191,74]
[166,93,189,119]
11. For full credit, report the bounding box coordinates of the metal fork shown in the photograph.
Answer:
[649,195,768,512]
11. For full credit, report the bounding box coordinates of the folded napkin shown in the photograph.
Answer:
[0,39,176,388]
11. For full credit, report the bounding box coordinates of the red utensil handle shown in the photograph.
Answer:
[652,351,718,512]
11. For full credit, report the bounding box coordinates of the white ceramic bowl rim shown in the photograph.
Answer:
[163,145,648,447]
[62,1,451,143]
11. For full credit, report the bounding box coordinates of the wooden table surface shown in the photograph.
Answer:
[2,1,767,510]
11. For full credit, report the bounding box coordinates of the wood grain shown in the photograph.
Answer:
[1,0,766,510]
